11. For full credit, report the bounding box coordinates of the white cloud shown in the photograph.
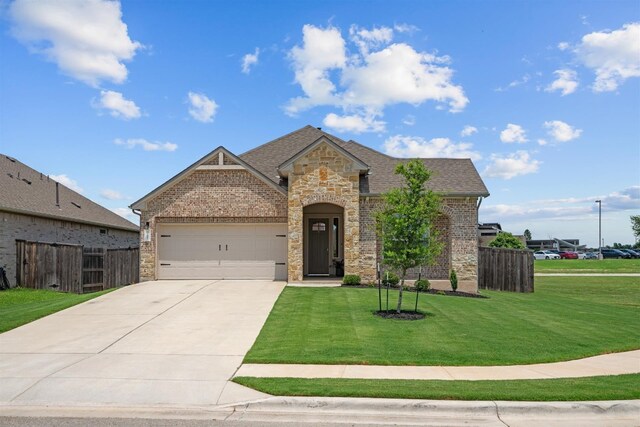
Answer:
[537,139,548,146]
[394,23,420,34]
[383,135,481,160]
[557,42,570,51]
[402,115,416,126]
[544,120,582,142]
[187,92,218,123]
[496,74,530,92]
[286,24,468,132]
[50,174,83,193]
[349,25,393,54]
[94,90,141,120]
[460,125,478,137]
[111,207,138,223]
[114,138,177,152]
[100,189,126,200]
[481,186,640,220]
[545,69,579,95]
[241,48,260,74]
[500,124,528,143]
[575,23,640,92]
[483,151,540,179]
[323,113,385,133]
[8,0,142,87]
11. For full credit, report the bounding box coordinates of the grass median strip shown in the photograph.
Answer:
[245,276,640,366]
[234,374,640,401]
[0,287,114,333]
[534,259,640,274]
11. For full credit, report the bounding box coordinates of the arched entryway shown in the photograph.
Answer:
[303,203,344,277]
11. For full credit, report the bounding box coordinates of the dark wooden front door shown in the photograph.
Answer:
[308,219,329,275]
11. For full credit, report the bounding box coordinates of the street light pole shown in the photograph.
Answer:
[595,200,602,260]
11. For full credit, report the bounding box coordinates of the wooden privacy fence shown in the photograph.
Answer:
[15,240,139,293]
[478,246,534,292]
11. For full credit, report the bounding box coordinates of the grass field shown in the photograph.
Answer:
[534,258,640,273]
[244,276,640,366]
[234,374,640,401]
[0,287,113,333]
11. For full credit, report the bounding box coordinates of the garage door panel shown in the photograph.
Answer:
[157,223,287,280]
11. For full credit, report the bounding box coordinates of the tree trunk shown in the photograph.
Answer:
[396,270,406,313]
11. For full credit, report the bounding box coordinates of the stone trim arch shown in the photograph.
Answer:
[301,193,349,208]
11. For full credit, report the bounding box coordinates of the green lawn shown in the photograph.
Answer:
[244,276,640,366]
[0,288,114,333]
[234,374,640,401]
[534,258,640,273]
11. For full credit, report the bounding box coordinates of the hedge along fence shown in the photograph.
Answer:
[478,246,534,293]
[15,240,139,293]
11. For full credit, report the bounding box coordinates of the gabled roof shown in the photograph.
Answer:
[277,135,369,177]
[240,125,490,197]
[0,154,138,232]
[130,146,286,210]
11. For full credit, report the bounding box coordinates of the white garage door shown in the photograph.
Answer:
[157,223,287,280]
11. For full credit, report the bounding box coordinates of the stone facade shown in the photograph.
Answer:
[0,211,138,287]
[139,169,287,280]
[287,143,360,282]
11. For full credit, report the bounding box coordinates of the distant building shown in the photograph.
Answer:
[526,239,583,251]
[478,222,526,247]
[0,154,139,287]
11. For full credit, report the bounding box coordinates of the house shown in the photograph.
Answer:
[478,223,526,247]
[131,126,489,292]
[0,154,139,287]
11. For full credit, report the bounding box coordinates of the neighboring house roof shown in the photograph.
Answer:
[0,154,138,232]
[240,125,489,197]
[130,146,287,210]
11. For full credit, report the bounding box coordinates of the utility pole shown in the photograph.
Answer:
[595,200,602,260]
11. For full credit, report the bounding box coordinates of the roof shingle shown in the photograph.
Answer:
[240,125,489,197]
[0,154,139,232]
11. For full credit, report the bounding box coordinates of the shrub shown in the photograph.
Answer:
[488,232,526,249]
[450,269,458,292]
[414,279,430,292]
[382,271,400,287]
[342,274,361,286]
[437,290,446,295]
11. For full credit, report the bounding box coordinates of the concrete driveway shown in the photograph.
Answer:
[0,280,286,408]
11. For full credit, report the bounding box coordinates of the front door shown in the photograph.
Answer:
[308,219,329,275]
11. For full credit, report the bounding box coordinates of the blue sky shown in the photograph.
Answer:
[1,0,639,247]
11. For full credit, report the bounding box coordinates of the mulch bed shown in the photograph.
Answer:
[340,284,487,298]
[374,310,425,320]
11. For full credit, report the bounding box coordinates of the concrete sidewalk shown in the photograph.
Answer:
[236,349,640,380]
[535,273,640,276]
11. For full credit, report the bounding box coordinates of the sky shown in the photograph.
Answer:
[1,0,639,248]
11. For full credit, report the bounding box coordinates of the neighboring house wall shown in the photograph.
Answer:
[0,210,138,287]
[139,169,288,280]
[287,143,361,282]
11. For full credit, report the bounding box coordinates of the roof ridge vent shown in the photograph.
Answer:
[71,201,81,209]
[5,156,16,163]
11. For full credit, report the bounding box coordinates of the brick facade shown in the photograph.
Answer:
[139,169,288,280]
[0,211,138,287]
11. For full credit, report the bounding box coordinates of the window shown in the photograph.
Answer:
[100,229,108,235]
[333,218,339,258]
[312,221,326,232]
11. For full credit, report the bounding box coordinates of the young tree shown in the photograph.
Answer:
[631,215,640,241]
[376,159,443,314]
[524,229,532,241]
[489,232,526,249]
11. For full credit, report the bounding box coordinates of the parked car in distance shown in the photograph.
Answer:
[619,249,640,258]
[583,252,598,259]
[559,251,579,259]
[600,249,632,259]
[534,250,561,260]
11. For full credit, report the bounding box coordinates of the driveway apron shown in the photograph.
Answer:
[0,280,285,408]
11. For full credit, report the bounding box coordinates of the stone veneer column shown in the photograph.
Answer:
[286,143,361,282]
